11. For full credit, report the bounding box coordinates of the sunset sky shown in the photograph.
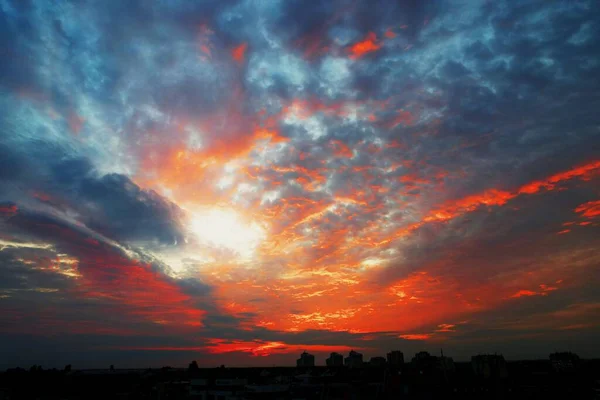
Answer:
[1,0,599,368]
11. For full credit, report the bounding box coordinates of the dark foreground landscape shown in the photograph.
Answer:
[2,352,600,399]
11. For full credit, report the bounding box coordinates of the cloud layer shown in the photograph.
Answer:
[1,0,599,367]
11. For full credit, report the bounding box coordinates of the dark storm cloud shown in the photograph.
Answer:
[0,249,73,293]
[0,139,185,245]
[76,172,185,245]
[0,7,36,91]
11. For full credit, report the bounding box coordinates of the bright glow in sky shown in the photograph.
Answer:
[189,208,266,257]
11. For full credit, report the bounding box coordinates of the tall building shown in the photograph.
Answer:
[438,351,456,374]
[387,350,404,367]
[550,352,580,372]
[369,356,386,367]
[412,351,435,363]
[326,352,343,367]
[411,351,438,374]
[344,350,363,368]
[471,354,508,379]
[296,351,315,367]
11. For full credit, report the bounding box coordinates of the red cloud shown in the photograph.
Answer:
[231,43,248,64]
[388,109,415,128]
[68,112,85,135]
[118,342,363,357]
[10,217,206,332]
[539,284,558,292]
[518,160,600,194]
[197,23,214,58]
[329,139,353,158]
[296,33,330,59]
[204,339,360,357]
[348,32,382,59]
[0,204,18,217]
[79,262,205,328]
[384,28,396,39]
[574,200,600,218]
[510,290,538,298]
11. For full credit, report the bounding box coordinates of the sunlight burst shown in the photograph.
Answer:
[189,208,265,257]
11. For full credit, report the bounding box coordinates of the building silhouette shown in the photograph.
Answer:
[296,351,315,367]
[550,352,580,372]
[412,351,436,364]
[369,356,386,367]
[387,350,404,367]
[471,354,508,379]
[326,352,343,367]
[344,350,363,368]
[438,350,456,375]
[411,351,438,375]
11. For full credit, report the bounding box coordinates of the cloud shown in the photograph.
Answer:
[399,334,432,340]
[0,142,186,246]
[1,0,600,367]
[1,208,209,331]
[348,32,382,59]
[575,200,600,218]
[231,42,248,64]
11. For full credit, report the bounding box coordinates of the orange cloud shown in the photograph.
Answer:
[348,32,382,59]
[139,151,597,341]
[510,283,559,298]
[436,323,456,332]
[136,121,286,206]
[399,334,432,340]
[419,160,600,228]
[518,160,600,194]
[384,28,396,39]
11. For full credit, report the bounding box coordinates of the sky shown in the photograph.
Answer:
[0,0,599,369]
